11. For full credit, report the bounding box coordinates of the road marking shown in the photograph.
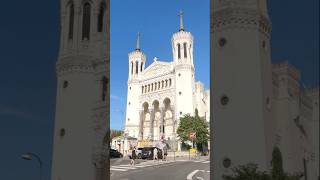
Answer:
[110,168,128,172]
[201,161,210,164]
[111,166,137,169]
[187,170,199,180]
[110,161,175,172]
[199,170,210,173]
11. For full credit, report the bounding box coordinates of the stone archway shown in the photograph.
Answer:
[161,98,174,141]
[140,102,150,140]
[152,100,160,141]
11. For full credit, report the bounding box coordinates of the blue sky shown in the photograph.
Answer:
[110,0,210,130]
[0,0,318,179]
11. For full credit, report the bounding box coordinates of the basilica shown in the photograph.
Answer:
[124,12,210,151]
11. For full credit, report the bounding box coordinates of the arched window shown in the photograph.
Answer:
[131,62,133,74]
[158,82,160,89]
[142,86,144,93]
[162,81,164,88]
[82,2,91,40]
[135,61,139,74]
[148,84,150,92]
[169,79,172,86]
[151,84,153,91]
[165,80,168,87]
[145,85,147,93]
[154,82,157,90]
[97,3,105,32]
[140,62,143,72]
[68,3,74,40]
[177,43,181,59]
[184,42,187,58]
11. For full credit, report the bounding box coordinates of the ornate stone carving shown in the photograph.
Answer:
[213,8,272,37]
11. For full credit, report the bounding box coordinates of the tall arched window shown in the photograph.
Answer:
[140,62,143,72]
[184,43,187,58]
[165,80,168,87]
[97,3,105,32]
[131,62,133,74]
[68,3,74,40]
[135,61,139,74]
[169,79,172,86]
[177,43,181,59]
[142,86,144,93]
[82,2,91,40]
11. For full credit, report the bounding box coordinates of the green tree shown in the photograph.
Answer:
[271,146,303,180]
[271,146,285,180]
[222,163,270,180]
[176,109,209,151]
[222,147,303,180]
[110,129,123,139]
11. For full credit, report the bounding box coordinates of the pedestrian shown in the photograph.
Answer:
[163,146,168,161]
[130,146,136,166]
[153,147,158,162]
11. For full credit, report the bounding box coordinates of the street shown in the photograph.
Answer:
[110,157,210,180]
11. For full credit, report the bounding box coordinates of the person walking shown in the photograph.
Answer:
[163,146,168,161]
[153,147,158,162]
[130,147,136,166]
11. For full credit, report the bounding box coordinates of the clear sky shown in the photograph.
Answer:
[110,0,210,131]
[0,0,318,180]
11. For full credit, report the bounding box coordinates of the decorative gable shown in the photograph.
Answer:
[142,61,173,78]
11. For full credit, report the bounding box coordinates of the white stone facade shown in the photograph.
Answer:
[212,0,319,179]
[51,1,108,180]
[124,16,210,150]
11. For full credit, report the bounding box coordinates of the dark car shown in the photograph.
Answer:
[128,147,143,159]
[110,149,123,158]
[141,147,163,160]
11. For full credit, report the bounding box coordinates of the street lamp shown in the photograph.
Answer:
[21,152,42,180]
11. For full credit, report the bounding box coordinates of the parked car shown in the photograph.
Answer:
[141,147,163,160]
[128,147,143,159]
[110,149,123,158]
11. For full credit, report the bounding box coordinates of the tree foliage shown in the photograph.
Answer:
[110,129,123,139]
[176,109,209,150]
[222,163,270,180]
[222,147,303,180]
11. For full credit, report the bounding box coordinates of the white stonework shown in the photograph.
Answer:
[212,0,319,179]
[51,1,108,180]
[124,14,210,150]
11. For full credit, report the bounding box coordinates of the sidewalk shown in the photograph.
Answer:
[166,152,209,161]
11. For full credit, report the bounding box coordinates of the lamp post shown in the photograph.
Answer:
[21,152,42,180]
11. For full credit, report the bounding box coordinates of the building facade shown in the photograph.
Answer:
[212,0,319,179]
[124,12,210,151]
[51,1,108,180]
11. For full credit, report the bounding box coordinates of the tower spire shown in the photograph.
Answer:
[179,10,184,31]
[136,32,140,51]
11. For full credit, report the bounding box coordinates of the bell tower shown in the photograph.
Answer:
[173,10,195,119]
[212,0,274,179]
[125,33,146,139]
[51,0,108,180]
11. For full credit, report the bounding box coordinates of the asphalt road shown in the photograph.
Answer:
[110,158,210,180]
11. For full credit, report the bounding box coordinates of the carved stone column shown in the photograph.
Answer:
[139,110,144,140]
[150,108,155,140]
[160,107,165,134]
